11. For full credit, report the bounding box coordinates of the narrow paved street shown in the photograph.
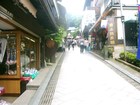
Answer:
[51,46,140,105]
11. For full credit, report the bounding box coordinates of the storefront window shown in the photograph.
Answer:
[20,35,37,72]
[0,34,17,75]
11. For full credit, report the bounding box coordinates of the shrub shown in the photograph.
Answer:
[119,51,140,67]
[125,52,136,64]
[135,59,140,67]
[119,52,125,60]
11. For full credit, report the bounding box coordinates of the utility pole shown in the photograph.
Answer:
[120,0,126,58]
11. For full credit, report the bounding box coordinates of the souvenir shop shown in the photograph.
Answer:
[0,0,44,95]
[0,30,40,95]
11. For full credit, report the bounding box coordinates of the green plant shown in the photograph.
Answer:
[119,52,125,60]
[135,59,140,67]
[125,52,136,64]
[54,27,65,45]
[119,51,140,67]
[45,27,65,46]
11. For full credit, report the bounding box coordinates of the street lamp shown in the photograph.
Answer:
[120,0,126,59]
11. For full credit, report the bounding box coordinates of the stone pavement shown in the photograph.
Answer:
[90,51,140,85]
[7,46,140,105]
[51,46,140,105]
[11,52,63,105]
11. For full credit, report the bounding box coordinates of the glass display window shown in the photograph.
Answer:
[20,34,38,72]
[0,31,39,77]
[0,30,40,94]
[0,34,17,75]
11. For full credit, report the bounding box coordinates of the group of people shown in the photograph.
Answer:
[65,38,90,53]
[79,39,90,53]
[65,38,76,50]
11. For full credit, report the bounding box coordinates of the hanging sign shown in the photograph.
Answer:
[101,20,108,28]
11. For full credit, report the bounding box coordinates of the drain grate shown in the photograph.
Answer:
[39,54,65,105]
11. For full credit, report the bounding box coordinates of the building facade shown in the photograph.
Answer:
[0,0,66,94]
[84,0,138,58]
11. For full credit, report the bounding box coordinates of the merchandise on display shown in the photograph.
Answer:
[0,87,5,95]
[0,31,39,94]
[0,38,7,63]
[23,68,39,79]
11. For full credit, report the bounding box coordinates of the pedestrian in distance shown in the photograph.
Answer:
[80,41,85,53]
[67,41,71,50]
[72,40,76,50]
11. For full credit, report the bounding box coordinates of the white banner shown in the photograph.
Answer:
[101,20,108,28]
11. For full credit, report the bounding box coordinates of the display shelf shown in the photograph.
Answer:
[0,31,39,94]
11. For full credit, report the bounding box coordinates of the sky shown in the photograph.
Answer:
[61,0,85,16]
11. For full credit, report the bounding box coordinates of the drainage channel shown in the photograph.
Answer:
[38,53,65,105]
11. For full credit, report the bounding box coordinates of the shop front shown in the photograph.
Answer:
[0,30,40,94]
[0,0,66,95]
[0,1,41,94]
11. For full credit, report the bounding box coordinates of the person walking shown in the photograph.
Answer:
[71,39,76,50]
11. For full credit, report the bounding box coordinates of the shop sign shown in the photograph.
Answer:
[107,17,115,45]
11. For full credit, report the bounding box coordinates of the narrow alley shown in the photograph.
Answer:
[41,46,140,105]
[1,1,140,105]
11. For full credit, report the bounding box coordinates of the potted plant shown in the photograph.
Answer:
[45,27,65,63]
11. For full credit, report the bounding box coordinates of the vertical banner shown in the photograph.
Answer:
[137,5,140,60]
[107,17,115,45]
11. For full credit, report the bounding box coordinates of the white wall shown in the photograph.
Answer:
[138,0,140,4]
[81,10,95,32]
[121,0,137,5]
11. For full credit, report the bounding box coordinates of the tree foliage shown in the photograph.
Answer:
[45,27,66,46]
[66,14,82,27]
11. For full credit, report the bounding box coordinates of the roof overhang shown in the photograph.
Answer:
[0,19,15,30]
[89,5,138,33]
[57,1,67,29]
[30,0,60,32]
